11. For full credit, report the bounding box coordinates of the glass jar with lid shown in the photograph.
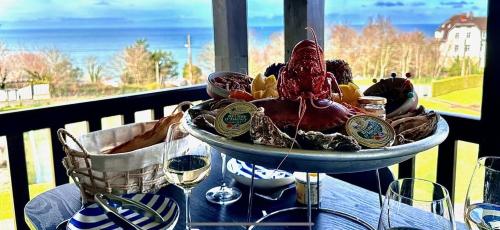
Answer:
[358,96,387,120]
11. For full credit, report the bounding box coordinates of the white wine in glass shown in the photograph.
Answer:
[465,157,500,230]
[164,122,211,230]
[164,154,211,189]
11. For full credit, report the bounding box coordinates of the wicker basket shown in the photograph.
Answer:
[57,122,167,204]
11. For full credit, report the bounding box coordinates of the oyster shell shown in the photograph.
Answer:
[192,113,216,133]
[297,130,362,151]
[188,98,237,119]
[250,110,298,148]
[388,109,439,145]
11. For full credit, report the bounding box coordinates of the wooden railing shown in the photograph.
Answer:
[0,85,209,229]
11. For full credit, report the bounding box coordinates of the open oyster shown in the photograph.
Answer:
[297,130,361,151]
[388,107,439,145]
[250,109,298,148]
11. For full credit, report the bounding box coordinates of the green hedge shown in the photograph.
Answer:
[431,75,483,97]
[51,83,162,97]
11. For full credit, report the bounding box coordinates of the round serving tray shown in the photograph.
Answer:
[183,111,449,173]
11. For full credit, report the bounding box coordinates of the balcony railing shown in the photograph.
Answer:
[0,85,210,229]
[1,0,499,229]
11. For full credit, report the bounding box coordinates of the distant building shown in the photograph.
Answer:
[434,12,487,67]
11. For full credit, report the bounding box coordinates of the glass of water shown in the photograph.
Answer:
[378,178,455,230]
[465,156,500,230]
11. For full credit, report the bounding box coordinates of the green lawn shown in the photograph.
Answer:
[421,87,482,117]
[0,183,54,220]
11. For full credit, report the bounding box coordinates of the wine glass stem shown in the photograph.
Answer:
[184,189,191,230]
[221,153,227,187]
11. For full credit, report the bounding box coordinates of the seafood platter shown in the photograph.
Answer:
[183,28,449,173]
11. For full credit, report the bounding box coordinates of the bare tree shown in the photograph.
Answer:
[196,43,215,75]
[85,56,103,83]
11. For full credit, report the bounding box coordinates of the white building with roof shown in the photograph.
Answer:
[435,12,487,67]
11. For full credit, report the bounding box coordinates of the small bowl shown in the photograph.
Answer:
[207,71,250,99]
[227,158,295,189]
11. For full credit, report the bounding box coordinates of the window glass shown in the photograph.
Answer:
[0,1,214,225]
[325,1,487,221]
[325,0,487,117]
[0,1,214,113]
[247,0,284,77]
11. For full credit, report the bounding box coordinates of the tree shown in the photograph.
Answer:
[117,39,178,86]
[121,40,153,84]
[85,56,103,83]
[43,49,82,91]
[444,57,481,76]
[197,43,215,75]
[182,63,203,84]
[325,24,361,75]
[196,32,283,78]
[14,52,50,82]
[324,16,456,79]
[151,50,178,85]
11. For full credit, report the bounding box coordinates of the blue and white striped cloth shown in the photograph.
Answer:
[67,193,179,230]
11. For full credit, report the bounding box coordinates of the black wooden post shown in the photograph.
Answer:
[122,112,135,125]
[212,0,248,73]
[398,158,415,179]
[51,127,69,186]
[436,138,457,203]
[153,107,164,120]
[6,133,30,230]
[87,118,102,132]
[480,0,500,157]
[284,0,325,61]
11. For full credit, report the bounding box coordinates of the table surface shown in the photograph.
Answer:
[24,151,466,230]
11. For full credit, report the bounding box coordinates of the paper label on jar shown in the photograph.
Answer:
[346,115,395,148]
[296,180,320,205]
[215,102,257,138]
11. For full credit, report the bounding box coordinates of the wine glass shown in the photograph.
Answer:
[378,178,455,230]
[163,122,211,230]
[205,152,242,204]
[465,156,500,230]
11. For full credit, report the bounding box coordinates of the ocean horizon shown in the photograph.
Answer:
[0,24,439,77]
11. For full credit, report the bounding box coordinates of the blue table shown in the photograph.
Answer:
[24,152,466,229]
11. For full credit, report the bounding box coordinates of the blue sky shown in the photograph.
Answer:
[0,0,488,29]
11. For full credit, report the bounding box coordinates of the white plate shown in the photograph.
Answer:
[227,158,294,189]
[67,193,179,230]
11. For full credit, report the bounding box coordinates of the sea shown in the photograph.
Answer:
[0,24,439,76]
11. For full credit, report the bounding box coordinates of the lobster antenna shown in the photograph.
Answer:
[305,27,325,72]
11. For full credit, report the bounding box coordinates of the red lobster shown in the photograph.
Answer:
[253,28,354,132]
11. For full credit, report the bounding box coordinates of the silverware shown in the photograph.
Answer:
[94,193,164,229]
[255,184,295,201]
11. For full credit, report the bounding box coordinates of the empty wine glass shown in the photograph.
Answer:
[465,156,500,230]
[163,122,211,230]
[378,178,455,230]
[205,152,242,204]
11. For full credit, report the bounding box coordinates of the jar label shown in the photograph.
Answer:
[346,115,395,148]
[215,102,257,138]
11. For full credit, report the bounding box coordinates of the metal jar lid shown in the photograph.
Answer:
[346,115,395,148]
[358,96,387,105]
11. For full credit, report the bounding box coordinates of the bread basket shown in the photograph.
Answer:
[57,122,167,203]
